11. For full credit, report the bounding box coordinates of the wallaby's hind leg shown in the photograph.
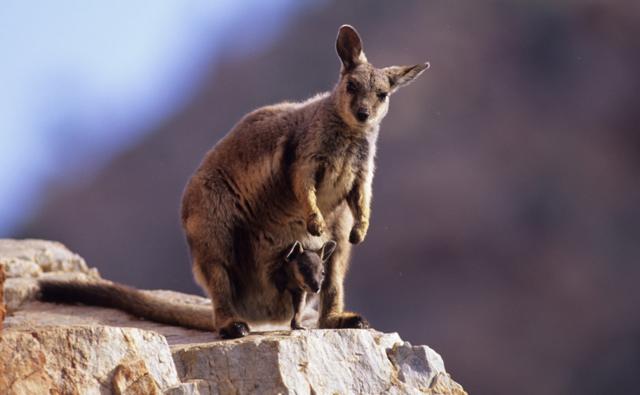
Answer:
[208,263,249,339]
[192,249,249,339]
[184,182,250,339]
[318,217,369,329]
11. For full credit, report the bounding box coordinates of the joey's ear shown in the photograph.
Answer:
[336,25,366,72]
[320,240,337,261]
[384,62,430,92]
[285,241,304,262]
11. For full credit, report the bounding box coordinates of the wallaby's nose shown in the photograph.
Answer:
[356,109,369,122]
[312,284,321,293]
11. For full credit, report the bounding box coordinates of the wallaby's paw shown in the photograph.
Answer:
[349,226,366,244]
[340,314,370,329]
[320,312,370,329]
[219,321,250,339]
[307,213,326,236]
[349,220,369,244]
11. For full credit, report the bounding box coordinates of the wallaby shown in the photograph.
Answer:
[182,24,429,338]
[273,240,336,330]
[38,25,429,339]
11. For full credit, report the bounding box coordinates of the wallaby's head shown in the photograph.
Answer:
[285,240,337,293]
[334,25,429,128]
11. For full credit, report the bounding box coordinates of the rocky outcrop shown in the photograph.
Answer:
[169,329,463,395]
[1,326,179,394]
[0,263,5,330]
[0,239,466,394]
[0,239,100,312]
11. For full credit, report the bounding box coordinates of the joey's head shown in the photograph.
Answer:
[284,240,337,293]
[333,25,430,129]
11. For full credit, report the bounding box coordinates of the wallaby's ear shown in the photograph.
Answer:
[336,25,366,72]
[384,62,430,93]
[320,240,337,261]
[285,241,304,262]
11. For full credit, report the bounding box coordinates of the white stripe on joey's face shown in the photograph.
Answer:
[334,25,429,128]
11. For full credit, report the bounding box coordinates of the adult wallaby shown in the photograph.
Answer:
[38,25,428,339]
[181,24,428,338]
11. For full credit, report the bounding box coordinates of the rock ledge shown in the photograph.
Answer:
[0,239,466,394]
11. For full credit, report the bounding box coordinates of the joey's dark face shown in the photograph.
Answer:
[337,65,391,127]
[284,240,335,293]
[293,252,325,293]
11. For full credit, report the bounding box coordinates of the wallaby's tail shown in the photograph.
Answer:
[38,279,214,331]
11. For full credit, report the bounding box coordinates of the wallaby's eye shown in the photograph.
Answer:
[377,92,388,101]
[346,81,357,94]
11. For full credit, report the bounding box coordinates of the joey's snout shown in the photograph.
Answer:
[303,276,322,294]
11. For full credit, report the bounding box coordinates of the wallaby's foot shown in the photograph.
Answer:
[219,321,250,339]
[349,222,368,244]
[320,312,370,329]
[341,314,369,329]
[291,323,307,330]
[307,213,326,236]
[291,316,307,330]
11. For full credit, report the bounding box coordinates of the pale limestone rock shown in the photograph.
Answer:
[165,380,210,395]
[170,329,464,395]
[0,239,97,278]
[387,342,446,391]
[112,358,162,395]
[5,303,467,395]
[426,373,468,395]
[1,239,466,394]
[3,278,38,311]
[0,239,101,311]
[0,326,180,394]
[4,300,218,346]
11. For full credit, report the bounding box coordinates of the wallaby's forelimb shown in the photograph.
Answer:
[291,160,325,236]
[290,290,307,330]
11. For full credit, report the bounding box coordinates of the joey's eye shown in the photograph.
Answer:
[346,81,357,94]
[377,92,388,101]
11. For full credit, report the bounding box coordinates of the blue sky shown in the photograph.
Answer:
[0,0,312,235]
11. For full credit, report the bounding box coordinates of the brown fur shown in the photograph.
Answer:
[35,25,428,339]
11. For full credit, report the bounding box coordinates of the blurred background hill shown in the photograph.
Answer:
[3,1,640,394]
